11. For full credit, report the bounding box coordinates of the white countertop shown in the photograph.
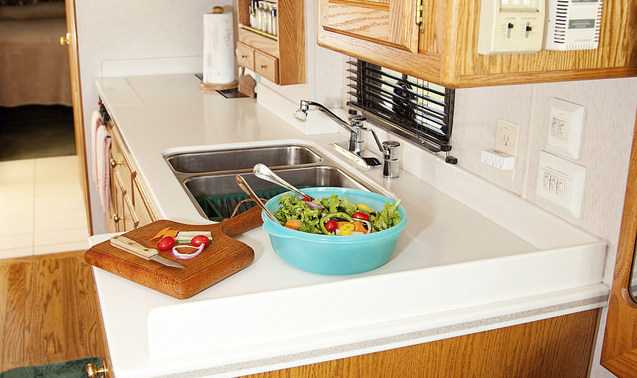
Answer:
[93,74,608,377]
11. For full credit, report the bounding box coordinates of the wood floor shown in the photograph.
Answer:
[0,251,108,372]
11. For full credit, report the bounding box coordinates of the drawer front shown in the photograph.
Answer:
[236,42,255,71]
[254,51,278,83]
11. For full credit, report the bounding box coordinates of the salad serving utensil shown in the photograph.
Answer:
[235,174,278,222]
[253,163,312,199]
[253,163,323,209]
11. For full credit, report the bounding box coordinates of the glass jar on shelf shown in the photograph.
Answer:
[259,2,267,32]
[272,5,277,36]
[265,2,273,35]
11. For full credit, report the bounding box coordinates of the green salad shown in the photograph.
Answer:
[272,193,402,235]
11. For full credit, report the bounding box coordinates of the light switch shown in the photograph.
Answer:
[536,151,586,219]
[547,98,585,159]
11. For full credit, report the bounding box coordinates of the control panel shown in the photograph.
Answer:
[478,0,546,54]
[545,0,603,50]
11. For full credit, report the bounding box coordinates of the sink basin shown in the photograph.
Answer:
[166,145,322,174]
[185,166,372,221]
[165,143,378,221]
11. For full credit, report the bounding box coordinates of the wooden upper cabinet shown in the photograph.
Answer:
[317,0,637,88]
[319,0,419,53]
[236,0,305,85]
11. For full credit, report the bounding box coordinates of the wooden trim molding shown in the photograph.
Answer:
[248,309,600,377]
[601,111,637,377]
[65,0,92,235]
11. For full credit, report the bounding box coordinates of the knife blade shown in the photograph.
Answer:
[110,235,184,269]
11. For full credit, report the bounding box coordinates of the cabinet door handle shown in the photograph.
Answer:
[241,54,248,59]
[260,64,267,69]
[110,158,122,168]
[85,362,109,377]
[112,214,121,223]
[59,32,71,46]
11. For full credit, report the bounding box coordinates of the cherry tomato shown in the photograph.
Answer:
[157,236,175,251]
[191,235,210,247]
[324,220,338,233]
[352,212,370,221]
[301,196,311,202]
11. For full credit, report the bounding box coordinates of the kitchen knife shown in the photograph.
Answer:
[110,235,184,269]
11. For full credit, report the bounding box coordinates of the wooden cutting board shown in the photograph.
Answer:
[85,205,263,299]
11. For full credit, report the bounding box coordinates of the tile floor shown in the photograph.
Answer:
[0,155,89,259]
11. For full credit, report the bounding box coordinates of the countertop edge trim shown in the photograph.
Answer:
[161,293,608,378]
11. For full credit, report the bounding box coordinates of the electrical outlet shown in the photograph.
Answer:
[536,151,586,218]
[495,119,520,157]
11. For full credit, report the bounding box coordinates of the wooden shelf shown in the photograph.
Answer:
[238,24,278,41]
[236,0,305,85]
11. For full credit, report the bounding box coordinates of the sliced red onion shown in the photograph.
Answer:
[360,219,372,234]
[306,201,323,210]
[171,244,205,259]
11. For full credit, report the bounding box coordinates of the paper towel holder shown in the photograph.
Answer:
[199,81,238,91]
[200,6,239,91]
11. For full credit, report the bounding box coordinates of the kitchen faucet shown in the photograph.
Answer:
[295,100,402,176]
[294,100,382,155]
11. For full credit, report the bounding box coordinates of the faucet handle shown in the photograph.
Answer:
[349,114,366,128]
[382,141,401,178]
[347,109,366,127]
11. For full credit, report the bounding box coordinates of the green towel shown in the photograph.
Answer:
[0,357,101,378]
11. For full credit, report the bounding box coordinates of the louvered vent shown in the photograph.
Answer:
[545,0,603,51]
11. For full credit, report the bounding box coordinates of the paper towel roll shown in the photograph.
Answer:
[202,8,236,86]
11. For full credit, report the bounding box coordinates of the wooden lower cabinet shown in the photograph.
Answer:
[105,123,158,233]
[250,309,600,378]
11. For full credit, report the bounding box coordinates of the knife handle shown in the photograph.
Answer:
[110,235,158,260]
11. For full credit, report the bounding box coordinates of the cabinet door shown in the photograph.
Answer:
[122,192,138,232]
[133,177,157,227]
[601,112,637,376]
[319,0,419,52]
[112,169,127,232]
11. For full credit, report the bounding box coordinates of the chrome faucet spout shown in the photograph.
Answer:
[296,100,353,132]
[296,100,367,153]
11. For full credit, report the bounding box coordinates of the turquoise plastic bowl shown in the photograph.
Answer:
[261,187,407,275]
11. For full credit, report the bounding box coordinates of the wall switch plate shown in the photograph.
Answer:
[495,119,520,157]
[547,98,585,159]
[536,151,586,218]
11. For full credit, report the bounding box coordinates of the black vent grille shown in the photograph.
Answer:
[346,59,455,153]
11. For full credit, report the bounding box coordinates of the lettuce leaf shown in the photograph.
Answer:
[370,200,402,231]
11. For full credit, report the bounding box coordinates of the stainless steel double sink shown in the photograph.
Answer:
[165,144,373,221]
